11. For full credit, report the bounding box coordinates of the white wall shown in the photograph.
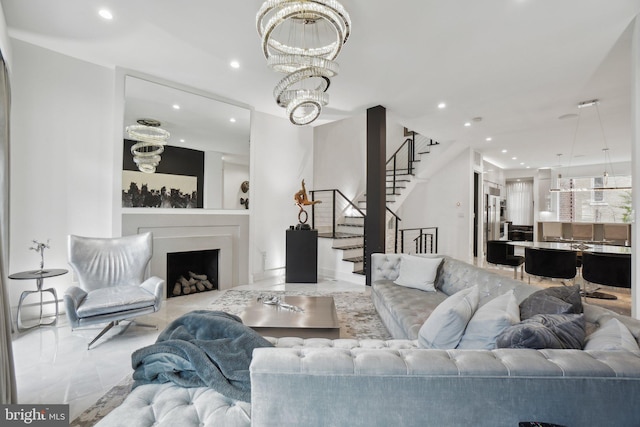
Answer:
[313,113,407,203]
[8,40,115,311]
[386,118,406,159]
[398,148,474,262]
[313,114,366,201]
[249,111,313,281]
[223,162,249,209]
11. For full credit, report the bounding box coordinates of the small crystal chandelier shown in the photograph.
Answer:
[257,0,351,125]
[126,119,170,173]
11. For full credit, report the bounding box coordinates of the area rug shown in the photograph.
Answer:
[70,289,390,426]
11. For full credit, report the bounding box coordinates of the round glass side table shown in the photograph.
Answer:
[9,268,68,331]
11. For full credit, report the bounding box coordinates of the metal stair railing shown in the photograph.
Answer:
[310,189,366,238]
[399,227,439,254]
[386,132,416,196]
[386,207,402,253]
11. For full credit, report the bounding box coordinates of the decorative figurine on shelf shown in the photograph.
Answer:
[29,239,50,273]
[294,179,321,229]
[239,181,249,209]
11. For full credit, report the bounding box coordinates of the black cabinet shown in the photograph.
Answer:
[285,229,318,283]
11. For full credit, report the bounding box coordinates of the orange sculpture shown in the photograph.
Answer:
[294,179,321,224]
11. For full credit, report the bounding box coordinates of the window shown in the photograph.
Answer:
[557,175,631,223]
[592,176,604,203]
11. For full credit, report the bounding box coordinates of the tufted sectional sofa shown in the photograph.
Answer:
[98,253,640,427]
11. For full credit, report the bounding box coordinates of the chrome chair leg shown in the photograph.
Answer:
[87,321,117,349]
[131,320,157,329]
[87,319,158,349]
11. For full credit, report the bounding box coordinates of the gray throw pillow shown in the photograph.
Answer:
[496,313,585,349]
[519,285,582,320]
[457,290,520,350]
[418,285,480,349]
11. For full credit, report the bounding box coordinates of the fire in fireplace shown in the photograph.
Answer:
[166,249,219,298]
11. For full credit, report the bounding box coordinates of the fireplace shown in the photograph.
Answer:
[167,249,219,298]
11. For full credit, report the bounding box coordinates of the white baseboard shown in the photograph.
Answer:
[251,266,286,283]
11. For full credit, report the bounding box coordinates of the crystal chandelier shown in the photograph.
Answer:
[126,119,170,173]
[257,0,351,125]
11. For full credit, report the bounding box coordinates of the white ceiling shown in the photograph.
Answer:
[2,0,639,170]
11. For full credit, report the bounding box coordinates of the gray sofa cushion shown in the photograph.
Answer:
[76,285,156,318]
[435,257,538,305]
[496,313,586,349]
[372,280,448,339]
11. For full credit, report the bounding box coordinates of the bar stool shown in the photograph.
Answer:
[581,251,630,300]
[524,247,577,285]
[486,240,524,279]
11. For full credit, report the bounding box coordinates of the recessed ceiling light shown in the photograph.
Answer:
[502,149,507,153]
[437,102,446,109]
[172,104,180,110]
[464,122,471,127]
[485,137,492,142]
[229,118,236,123]
[180,139,185,143]
[520,162,525,165]
[98,9,113,20]
[512,157,517,160]
[230,60,240,69]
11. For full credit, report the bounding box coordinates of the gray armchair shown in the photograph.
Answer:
[64,232,164,349]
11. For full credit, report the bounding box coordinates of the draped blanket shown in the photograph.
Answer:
[131,310,273,402]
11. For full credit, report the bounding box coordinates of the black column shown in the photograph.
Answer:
[365,105,386,285]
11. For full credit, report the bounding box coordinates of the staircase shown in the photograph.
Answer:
[312,131,440,277]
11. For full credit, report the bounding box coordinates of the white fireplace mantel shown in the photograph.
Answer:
[122,211,249,294]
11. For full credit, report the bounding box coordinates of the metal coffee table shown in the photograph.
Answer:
[240,295,340,338]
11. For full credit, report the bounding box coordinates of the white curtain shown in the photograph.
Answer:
[0,52,16,404]
[506,181,533,225]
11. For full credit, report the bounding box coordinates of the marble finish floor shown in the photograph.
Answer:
[10,275,365,421]
[10,263,632,421]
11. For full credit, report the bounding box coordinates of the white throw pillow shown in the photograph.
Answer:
[394,255,443,292]
[418,285,480,349]
[457,290,520,350]
[584,318,640,352]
